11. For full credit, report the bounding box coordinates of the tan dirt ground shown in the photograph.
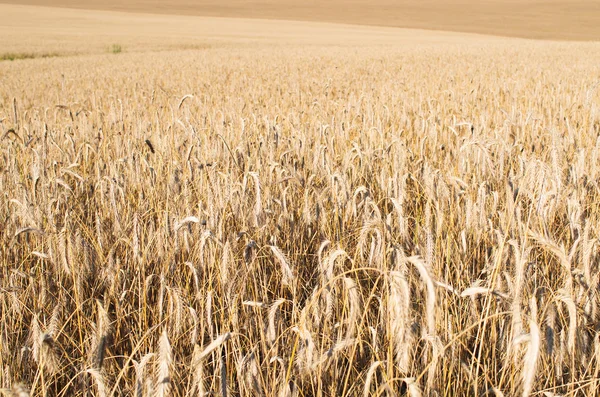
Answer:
[1,0,600,41]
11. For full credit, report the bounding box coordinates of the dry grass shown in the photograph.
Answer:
[2,4,600,397]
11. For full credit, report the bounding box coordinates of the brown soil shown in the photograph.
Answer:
[2,0,599,41]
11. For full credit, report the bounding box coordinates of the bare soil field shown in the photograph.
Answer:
[0,4,511,57]
[3,3,600,397]
[2,0,600,40]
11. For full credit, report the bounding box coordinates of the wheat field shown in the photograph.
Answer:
[2,4,600,397]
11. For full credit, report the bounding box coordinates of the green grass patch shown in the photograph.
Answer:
[109,44,123,54]
[0,52,61,62]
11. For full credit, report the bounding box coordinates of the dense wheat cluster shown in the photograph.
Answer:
[2,41,600,396]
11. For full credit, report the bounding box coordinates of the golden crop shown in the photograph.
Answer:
[2,5,600,396]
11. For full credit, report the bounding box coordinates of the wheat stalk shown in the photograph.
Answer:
[154,329,172,397]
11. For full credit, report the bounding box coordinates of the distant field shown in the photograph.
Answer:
[0,4,510,57]
[2,0,600,40]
